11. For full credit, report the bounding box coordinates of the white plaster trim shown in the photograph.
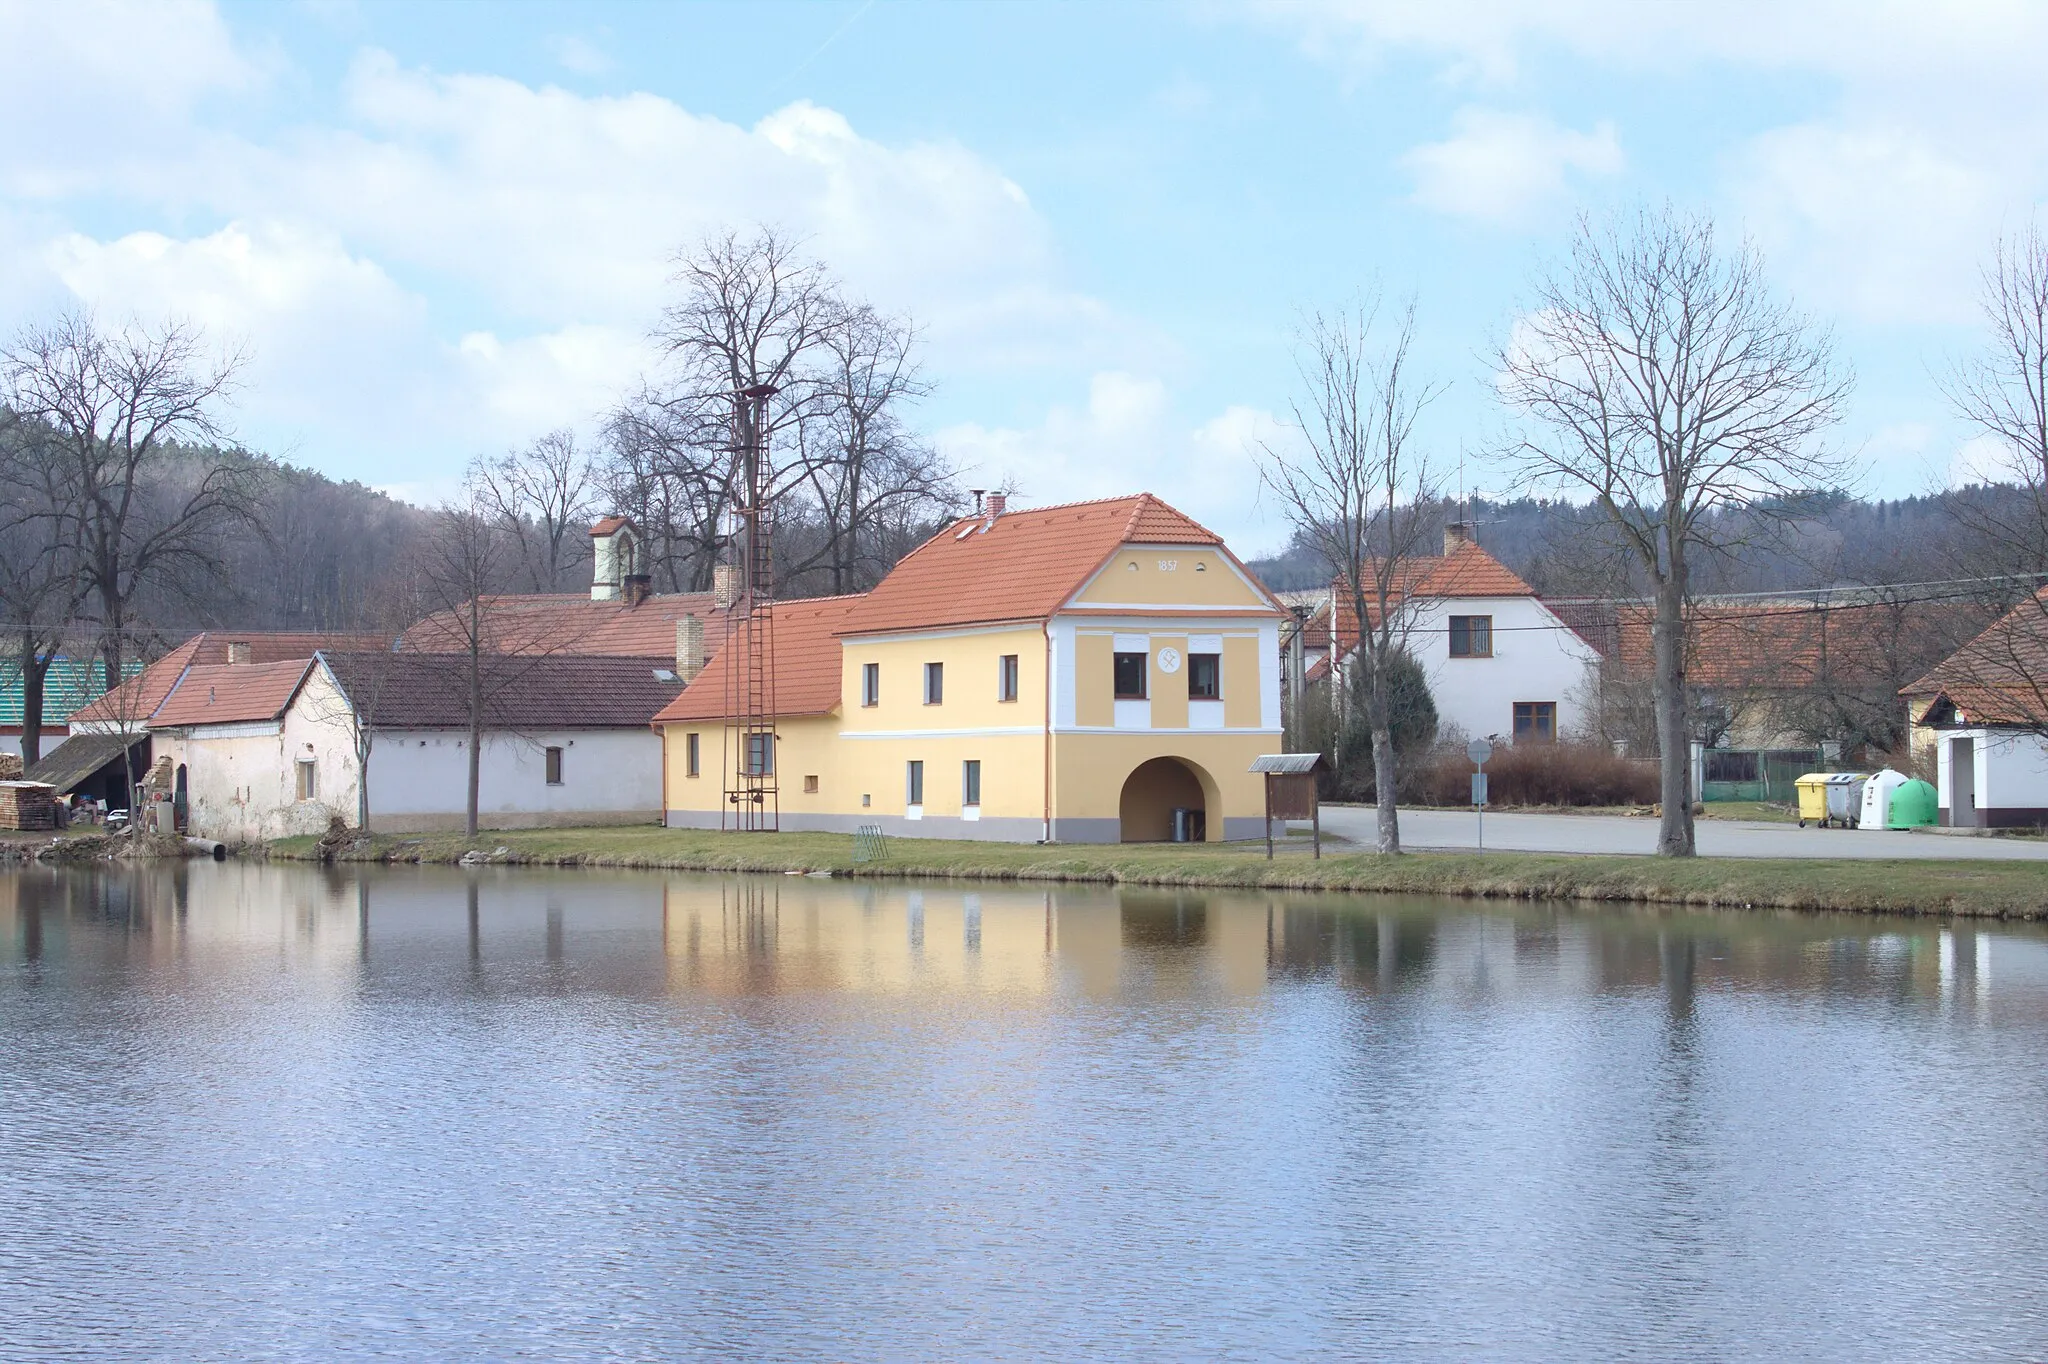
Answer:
[1188,634,1224,654]
[1113,699,1152,729]
[1065,604,1277,615]
[1189,699,1225,730]
[1113,632,1148,653]
[962,804,981,821]
[1056,725,1283,736]
[170,720,283,739]
[906,804,924,821]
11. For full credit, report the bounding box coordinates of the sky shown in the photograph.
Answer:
[2,0,2045,556]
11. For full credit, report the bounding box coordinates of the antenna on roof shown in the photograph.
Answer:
[969,489,986,515]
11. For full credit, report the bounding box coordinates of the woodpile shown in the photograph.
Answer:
[0,781,57,831]
[0,753,22,781]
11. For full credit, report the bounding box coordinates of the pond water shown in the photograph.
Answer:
[2,864,2047,1361]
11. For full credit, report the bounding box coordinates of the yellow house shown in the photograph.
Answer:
[655,494,1285,842]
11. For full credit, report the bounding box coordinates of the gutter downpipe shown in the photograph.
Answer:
[1042,618,1054,843]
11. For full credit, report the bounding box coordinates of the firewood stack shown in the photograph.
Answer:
[0,781,56,831]
[0,753,23,781]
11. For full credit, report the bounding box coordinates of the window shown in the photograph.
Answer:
[1187,652,1221,700]
[1450,615,1494,658]
[998,654,1020,703]
[906,760,925,806]
[295,760,317,802]
[1513,702,1557,743]
[803,774,819,794]
[1113,651,1148,699]
[545,746,564,785]
[963,760,981,807]
[862,661,879,707]
[686,731,700,777]
[924,661,944,705]
[745,732,775,775]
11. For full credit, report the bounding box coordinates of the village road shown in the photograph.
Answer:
[1317,805,2048,861]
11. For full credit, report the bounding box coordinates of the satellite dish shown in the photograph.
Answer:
[1466,738,1494,766]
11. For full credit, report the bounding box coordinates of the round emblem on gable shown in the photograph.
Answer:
[1157,647,1182,674]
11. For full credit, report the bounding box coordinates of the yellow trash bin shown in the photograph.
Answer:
[1795,773,1831,827]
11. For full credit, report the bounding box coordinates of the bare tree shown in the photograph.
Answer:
[1495,206,1850,855]
[410,489,515,839]
[1,314,256,690]
[470,430,596,592]
[0,421,88,764]
[1259,297,1445,854]
[792,304,953,593]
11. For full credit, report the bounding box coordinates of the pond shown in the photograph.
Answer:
[2,864,2046,1360]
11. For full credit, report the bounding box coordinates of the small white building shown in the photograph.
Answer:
[1312,525,1602,743]
[1906,590,2048,829]
[142,652,684,841]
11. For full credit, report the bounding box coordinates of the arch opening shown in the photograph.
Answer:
[1119,756,1216,843]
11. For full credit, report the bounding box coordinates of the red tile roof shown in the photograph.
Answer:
[1320,543,1540,651]
[71,631,393,726]
[148,659,316,728]
[401,593,732,658]
[588,515,632,537]
[1904,588,2048,726]
[837,493,1250,637]
[323,653,684,729]
[655,596,867,724]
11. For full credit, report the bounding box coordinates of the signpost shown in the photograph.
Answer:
[1467,737,1493,851]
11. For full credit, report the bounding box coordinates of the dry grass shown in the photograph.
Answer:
[1416,741,1661,807]
[264,824,2048,919]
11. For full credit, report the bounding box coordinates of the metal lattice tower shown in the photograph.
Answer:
[721,383,780,832]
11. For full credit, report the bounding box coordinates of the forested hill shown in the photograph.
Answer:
[1245,489,2027,599]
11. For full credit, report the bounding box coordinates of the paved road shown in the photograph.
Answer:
[1318,805,2048,861]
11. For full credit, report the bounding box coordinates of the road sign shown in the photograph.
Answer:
[1471,773,1488,806]
[1466,737,1494,767]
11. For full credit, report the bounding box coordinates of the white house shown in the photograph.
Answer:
[1314,525,1602,744]
[131,651,684,841]
[1906,590,2048,828]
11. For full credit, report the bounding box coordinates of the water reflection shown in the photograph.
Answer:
[2,864,2046,1360]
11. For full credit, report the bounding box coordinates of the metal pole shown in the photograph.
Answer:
[1265,776,1273,860]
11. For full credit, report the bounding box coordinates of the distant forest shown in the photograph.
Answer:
[1244,487,2041,602]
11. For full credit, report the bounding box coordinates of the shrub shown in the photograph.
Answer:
[1416,739,1659,807]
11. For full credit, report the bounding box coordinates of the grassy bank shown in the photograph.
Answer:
[264,825,2048,920]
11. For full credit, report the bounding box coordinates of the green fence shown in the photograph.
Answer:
[1701,747,1822,802]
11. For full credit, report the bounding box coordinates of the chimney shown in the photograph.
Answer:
[986,493,1008,517]
[1444,522,1474,555]
[226,641,252,665]
[713,563,740,610]
[623,574,652,608]
[676,614,706,683]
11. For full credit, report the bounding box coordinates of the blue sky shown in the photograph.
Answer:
[3,1,2045,554]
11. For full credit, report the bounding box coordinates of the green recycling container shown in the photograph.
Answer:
[1887,778,1937,829]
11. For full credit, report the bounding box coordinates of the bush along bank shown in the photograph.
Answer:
[260,825,2048,920]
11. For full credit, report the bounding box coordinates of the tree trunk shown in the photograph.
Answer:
[19,644,48,768]
[1371,720,1400,854]
[356,734,372,830]
[1652,572,1696,857]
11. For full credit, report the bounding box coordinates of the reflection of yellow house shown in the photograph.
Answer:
[655,494,1285,842]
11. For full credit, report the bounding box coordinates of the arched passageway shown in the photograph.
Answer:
[1119,756,1214,842]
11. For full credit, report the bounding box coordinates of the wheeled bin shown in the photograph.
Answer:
[1795,773,1830,827]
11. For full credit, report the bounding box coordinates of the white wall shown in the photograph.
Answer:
[1937,728,2048,822]
[366,726,664,831]
[1399,596,1599,743]
[168,666,362,842]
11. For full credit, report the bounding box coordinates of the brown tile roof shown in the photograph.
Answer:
[837,493,1251,637]
[322,653,685,729]
[1903,589,2048,726]
[655,595,866,724]
[71,631,393,725]
[148,659,316,728]
[401,593,732,658]
[588,515,632,537]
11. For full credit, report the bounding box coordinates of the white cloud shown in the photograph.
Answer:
[0,16,1155,487]
[936,373,1288,550]
[1403,108,1621,224]
[548,33,612,76]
